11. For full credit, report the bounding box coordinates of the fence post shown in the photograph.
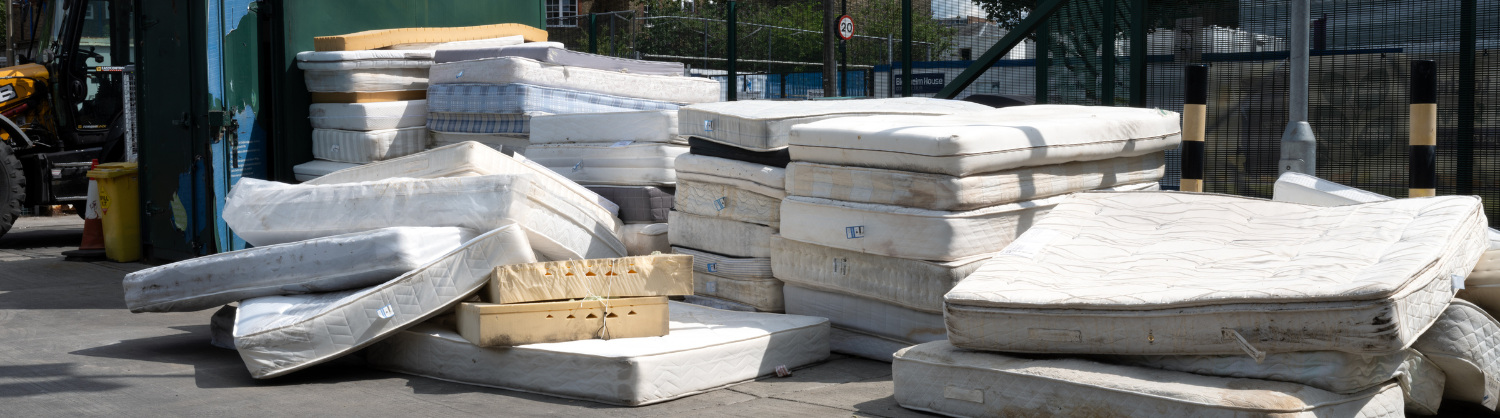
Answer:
[901,0,912,97]
[1036,21,1049,104]
[887,33,895,98]
[1129,0,1146,107]
[1101,0,1115,105]
[1459,0,1476,195]
[1182,65,1207,192]
[840,0,849,97]
[781,73,787,99]
[588,14,598,54]
[728,1,738,101]
[1410,60,1438,197]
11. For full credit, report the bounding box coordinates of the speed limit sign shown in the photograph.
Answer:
[837,15,854,40]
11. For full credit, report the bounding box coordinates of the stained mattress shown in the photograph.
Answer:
[427,83,681,115]
[944,191,1491,356]
[311,127,428,163]
[125,227,473,313]
[675,153,786,199]
[892,340,1406,418]
[784,284,946,344]
[689,137,790,168]
[292,160,362,182]
[309,100,427,131]
[680,98,991,151]
[296,50,433,93]
[364,302,828,406]
[1413,299,1500,410]
[771,235,990,314]
[529,110,680,144]
[428,131,529,155]
[525,142,688,186]
[676,179,780,228]
[667,211,774,258]
[434,43,686,76]
[233,225,538,378]
[779,182,1158,262]
[787,105,1182,176]
[585,186,673,224]
[428,57,720,103]
[621,223,670,256]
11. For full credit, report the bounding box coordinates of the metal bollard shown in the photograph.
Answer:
[1410,60,1438,197]
[1181,65,1208,192]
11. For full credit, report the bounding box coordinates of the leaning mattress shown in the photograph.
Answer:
[428,57,720,103]
[784,284,946,344]
[525,142,688,186]
[779,182,1158,261]
[1412,299,1500,411]
[311,127,427,163]
[675,153,786,199]
[944,191,1491,356]
[586,186,673,224]
[296,50,433,93]
[680,98,992,151]
[787,105,1182,176]
[292,160,362,182]
[667,211,774,258]
[427,83,681,115]
[233,226,538,378]
[434,44,686,76]
[892,340,1406,418]
[124,227,472,313]
[771,235,990,314]
[528,110,680,144]
[309,100,427,131]
[365,302,830,406]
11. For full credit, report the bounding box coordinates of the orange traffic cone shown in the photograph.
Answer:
[63,160,106,259]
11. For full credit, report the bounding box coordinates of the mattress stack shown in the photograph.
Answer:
[892,190,1495,417]
[772,104,1179,356]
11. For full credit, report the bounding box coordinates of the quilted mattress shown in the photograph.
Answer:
[296,50,433,93]
[676,179,781,228]
[675,153,786,199]
[673,246,780,312]
[529,110,680,144]
[784,284,946,344]
[787,105,1182,176]
[525,142,688,186]
[428,131,529,155]
[427,83,681,115]
[780,182,1158,262]
[892,341,1406,418]
[667,211,774,258]
[770,235,990,314]
[621,223,670,256]
[366,302,829,406]
[428,57,720,103]
[434,43,686,76]
[585,186,673,224]
[680,98,992,151]
[309,100,427,131]
[292,160,361,182]
[233,225,538,378]
[311,127,428,163]
[427,112,534,134]
[785,152,1165,211]
[944,191,1492,356]
[124,227,473,313]
[689,137,790,168]
[1412,299,1500,410]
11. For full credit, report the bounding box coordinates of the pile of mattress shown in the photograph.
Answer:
[771,104,1178,358]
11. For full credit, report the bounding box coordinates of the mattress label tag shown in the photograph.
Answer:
[943,386,984,403]
[1484,374,1499,409]
[775,365,792,377]
[845,226,865,239]
[572,161,583,172]
[703,120,714,132]
[706,263,718,273]
[611,140,634,147]
[455,70,464,78]
[833,258,849,276]
[376,304,395,319]
[1027,328,1081,342]
[714,197,728,211]
[706,281,717,293]
[1454,274,1467,291]
[329,144,340,154]
[997,228,1061,260]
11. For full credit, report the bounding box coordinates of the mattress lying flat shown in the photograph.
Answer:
[429,57,720,103]
[525,142,688,186]
[676,179,780,228]
[786,152,1165,211]
[365,302,830,406]
[893,341,1405,418]
[311,127,428,163]
[788,105,1182,176]
[529,110,679,144]
[680,98,992,151]
[944,191,1491,356]
[303,69,429,93]
[1412,299,1500,411]
[771,235,989,314]
[672,246,773,281]
[829,326,916,363]
[780,182,1157,261]
[427,112,533,134]
[309,100,427,131]
[675,153,786,199]
[586,186,673,224]
[210,306,237,350]
[292,160,362,182]
[434,44,686,76]
[385,35,525,51]
[621,223,670,256]
[427,83,681,116]
[233,226,538,378]
[125,227,472,313]
[667,211,774,258]
[689,137,790,168]
[784,284,946,344]
[296,50,435,68]
[428,131,529,155]
[692,271,783,312]
[312,23,547,51]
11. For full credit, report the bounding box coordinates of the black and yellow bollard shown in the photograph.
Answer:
[1410,60,1437,197]
[1182,65,1208,192]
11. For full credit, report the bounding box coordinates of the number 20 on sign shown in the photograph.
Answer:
[838,15,854,40]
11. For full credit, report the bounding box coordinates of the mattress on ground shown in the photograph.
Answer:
[525,142,688,186]
[292,160,362,182]
[428,57,719,103]
[780,182,1158,262]
[892,340,1405,418]
[692,270,782,312]
[621,223,670,256]
[1413,299,1500,411]
[675,153,786,199]
[233,226,538,379]
[428,131,528,155]
[311,127,428,163]
[434,44,685,76]
[222,175,626,260]
[788,105,1182,176]
[786,152,1165,211]
[210,305,237,349]
[312,23,546,51]
[364,302,830,406]
[680,98,992,152]
[124,227,472,313]
[427,83,682,115]
[675,179,780,228]
[682,294,759,312]
[529,110,679,144]
[427,112,534,134]
[667,211,774,258]
[689,137,790,168]
[783,284,945,344]
[944,191,1491,356]
[672,246,773,281]
[309,100,427,131]
[771,235,989,314]
[586,186,673,224]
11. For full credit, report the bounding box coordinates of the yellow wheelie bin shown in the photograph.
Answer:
[87,162,141,262]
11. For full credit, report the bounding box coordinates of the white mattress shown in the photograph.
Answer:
[308,100,427,131]
[528,110,679,144]
[428,131,528,155]
[311,127,428,163]
[674,246,780,312]
[1412,299,1500,410]
[302,68,428,93]
[785,152,1165,211]
[210,305,237,350]
[671,246,773,281]
[432,43,685,76]
[829,326,916,363]
[295,50,435,69]
[783,284,946,344]
[675,179,781,228]
[233,226,539,379]
[770,235,990,314]
[364,302,830,406]
[124,227,472,313]
[384,35,525,51]
[221,175,627,260]
[892,341,1406,418]
[621,223,670,256]
[674,153,786,199]
[944,191,1491,356]
[780,182,1157,262]
[525,142,688,186]
[292,160,362,182]
[787,105,1182,176]
[680,98,992,152]
[427,57,720,103]
[1462,251,1500,316]
[667,211,774,258]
